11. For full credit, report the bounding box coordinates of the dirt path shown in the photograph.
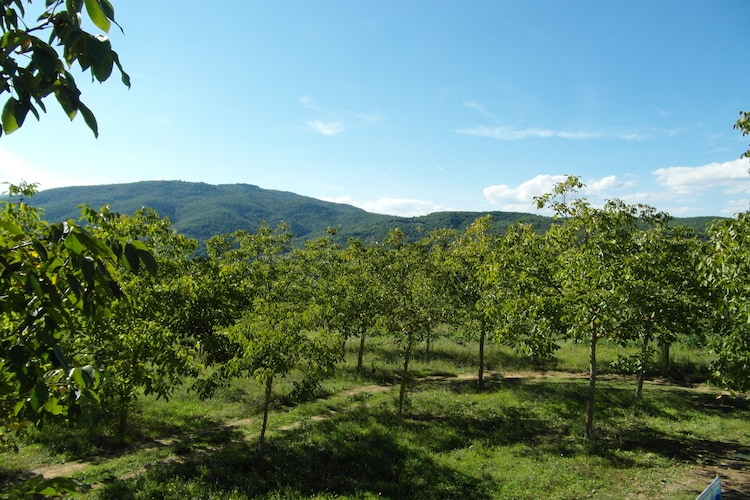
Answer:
[30,382,398,480]
[30,370,750,498]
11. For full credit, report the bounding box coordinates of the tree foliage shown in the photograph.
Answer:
[198,222,342,450]
[0,182,155,431]
[534,176,683,438]
[0,0,129,137]
[702,212,750,392]
[735,111,750,160]
[67,207,202,432]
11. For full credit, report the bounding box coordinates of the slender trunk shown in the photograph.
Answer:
[584,317,598,440]
[659,339,671,374]
[118,396,129,437]
[397,342,412,417]
[425,332,431,360]
[635,332,649,400]
[357,330,367,372]
[258,375,274,452]
[478,322,486,389]
[635,363,645,400]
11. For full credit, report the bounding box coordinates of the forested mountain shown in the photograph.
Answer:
[26,180,717,244]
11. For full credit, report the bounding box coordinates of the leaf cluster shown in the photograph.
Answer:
[1,0,128,137]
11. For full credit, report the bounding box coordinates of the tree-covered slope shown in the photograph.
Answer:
[27,180,718,244]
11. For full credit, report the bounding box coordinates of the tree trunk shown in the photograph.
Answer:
[635,332,650,400]
[258,375,274,452]
[478,323,486,389]
[635,363,645,400]
[659,339,671,374]
[584,318,598,440]
[117,396,129,437]
[397,343,412,417]
[357,330,366,372]
[425,332,431,360]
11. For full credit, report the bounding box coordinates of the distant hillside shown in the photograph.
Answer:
[25,181,719,245]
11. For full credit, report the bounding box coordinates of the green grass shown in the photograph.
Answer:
[2,337,746,499]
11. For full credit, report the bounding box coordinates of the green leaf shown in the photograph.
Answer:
[31,43,59,79]
[81,255,95,285]
[78,101,98,137]
[123,242,140,274]
[0,220,23,235]
[112,51,130,88]
[139,248,158,276]
[86,34,113,81]
[43,397,64,415]
[2,97,27,134]
[81,364,100,387]
[84,0,111,32]
[64,231,84,254]
[29,476,89,496]
[30,380,49,411]
[53,84,79,120]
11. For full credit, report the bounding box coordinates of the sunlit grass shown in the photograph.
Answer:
[1,334,742,499]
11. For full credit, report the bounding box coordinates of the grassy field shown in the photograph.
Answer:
[2,337,748,499]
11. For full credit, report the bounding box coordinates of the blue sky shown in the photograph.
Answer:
[2,0,749,217]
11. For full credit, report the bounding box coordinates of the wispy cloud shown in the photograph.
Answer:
[457,126,600,140]
[456,101,671,141]
[300,96,382,137]
[308,120,345,136]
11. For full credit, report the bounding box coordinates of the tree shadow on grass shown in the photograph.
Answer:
[94,377,749,499]
[26,409,222,462]
[97,411,494,499]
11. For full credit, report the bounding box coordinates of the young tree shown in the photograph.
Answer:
[330,237,388,371]
[535,176,662,439]
[0,183,155,431]
[445,216,499,388]
[702,212,750,392]
[1,0,129,137]
[616,223,706,398]
[69,207,202,433]
[493,221,565,364]
[380,229,440,416]
[199,222,341,451]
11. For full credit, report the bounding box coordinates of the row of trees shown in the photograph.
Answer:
[3,175,749,457]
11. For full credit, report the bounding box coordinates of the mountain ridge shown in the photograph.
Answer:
[23,180,718,244]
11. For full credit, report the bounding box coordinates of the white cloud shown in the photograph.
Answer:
[308,120,345,136]
[483,174,568,209]
[362,198,444,217]
[321,195,443,217]
[653,158,750,195]
[0,150,30,184]
[585,175,634,194]
[0,150,59,190]
[723,198,750,214]
[0,150,110,191]
[483,174,635,212]
[456,126,600,140]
